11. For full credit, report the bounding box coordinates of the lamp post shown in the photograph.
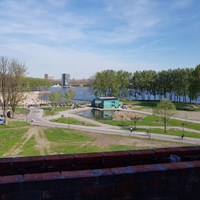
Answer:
[68,115,70,130]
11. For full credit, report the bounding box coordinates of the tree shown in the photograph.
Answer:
[23,77,52,90]
[0,56,10,124]
[65,89,76,105]
[153,99,176,133]
[116,70,132,99]
[9,59,27,118]
[189,64,200,102]
[0,56,28,122]
[49,91,62,107]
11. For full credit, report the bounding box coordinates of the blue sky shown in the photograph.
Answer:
[0,0,200,79]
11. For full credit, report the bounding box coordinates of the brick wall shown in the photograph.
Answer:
[1,146,200,199]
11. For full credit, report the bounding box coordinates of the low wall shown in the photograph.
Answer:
[1,146,200,199]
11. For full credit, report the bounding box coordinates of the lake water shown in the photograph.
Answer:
[78,109,115,120]
[39,87,95,102]
[38,86,200,104]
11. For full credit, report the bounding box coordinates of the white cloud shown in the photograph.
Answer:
[0,0,199,79]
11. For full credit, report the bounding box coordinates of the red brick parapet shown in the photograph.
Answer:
[1,146,200,199]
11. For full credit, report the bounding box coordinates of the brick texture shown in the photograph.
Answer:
[1,146,200,199]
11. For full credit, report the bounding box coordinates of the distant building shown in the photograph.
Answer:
[61,73,70,87]
[91,97,121,109]
[44,74,54,80]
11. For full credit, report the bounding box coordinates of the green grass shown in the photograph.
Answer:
[0,121,30,128]
[19,136,41,156]
[52,143,145,154]
[52,144,103,154]
[98,119,132,126]
[98,115,200,131]
[43,107,70,116]
[44,128,91,142]
[133,127,200,138]
[108,145,144,151]
[0,128,28,156]
[122,100,200,111]
[51,117,95,126]
[137,115,200,131]
[15,107,29,114]
[122,100,158,108]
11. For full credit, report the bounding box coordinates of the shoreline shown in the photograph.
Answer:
[21,91,50,105]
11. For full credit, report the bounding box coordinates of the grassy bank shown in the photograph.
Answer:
[51,117,95,126]
[98,115,200,131]
[43,107,70,116]
[122,100,200,111]
[0,128,28,156]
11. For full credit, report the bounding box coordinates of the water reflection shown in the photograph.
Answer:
[78,109,115,120]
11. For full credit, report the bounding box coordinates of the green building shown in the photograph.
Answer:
[91,97,121,109]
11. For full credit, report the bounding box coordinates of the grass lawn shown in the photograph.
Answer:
[122,100,158,108]
[52,144,103,154]
[43,107,70,116]
[108,145,145,151]
[133,127,200,138]
[15,107,29,114]
[51,117,95,126]
[0,121,30,128]
[98,115,200,131]
[122,100,200,111]
[44,128,91,142]
[0,128,28,156]
[19,136,41,156]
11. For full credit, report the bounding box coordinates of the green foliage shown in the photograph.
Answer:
[23,77,52,90]
[43,107,69,116]
[92,67,199,102]
[189,64,200,100]
[153,99,176,133]
[44,128,91,142]
[65,89,76,104]
[49,91,62,107]
[93,69,131,98]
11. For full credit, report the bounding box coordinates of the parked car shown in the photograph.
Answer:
[0,118,5,125]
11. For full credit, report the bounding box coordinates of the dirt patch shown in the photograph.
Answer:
[175,110,200,121]
[3,125,186,157]
[3,126,38,157]
[34,127,52,155]
[112,111,144,121]
[84,131,185,149]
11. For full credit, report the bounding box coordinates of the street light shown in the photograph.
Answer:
[68,115,70,130]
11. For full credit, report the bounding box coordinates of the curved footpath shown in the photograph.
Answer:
[27,107,200,145]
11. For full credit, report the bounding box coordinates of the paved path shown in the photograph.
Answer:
[27,107,200,145]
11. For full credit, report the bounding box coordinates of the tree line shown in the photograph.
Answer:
[92,65,200,103]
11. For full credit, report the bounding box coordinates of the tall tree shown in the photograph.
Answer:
[189,64,200,102]
[49,91,62,107]
[0,56,10,124]
[116,70,131,99]
[65,88,76,105]
[9,59,27,118]
[153,99,176,133]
